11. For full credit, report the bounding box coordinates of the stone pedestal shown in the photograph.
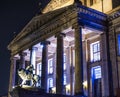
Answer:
[10,86,45,97]
[10,86,81,97]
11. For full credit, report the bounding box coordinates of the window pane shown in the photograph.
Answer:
[48,78,53,88]
[64,74,67,85]
[37,63,42,77]
[48,58,53,74]
[90,41,100,62]
[64,54,66,70]
[118,34,120,55]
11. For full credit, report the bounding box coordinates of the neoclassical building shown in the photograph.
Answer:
[8,0,120,97]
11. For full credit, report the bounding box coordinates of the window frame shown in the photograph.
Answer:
[48,78,53,88]
[48,58,53,74]
[117,34,120,55]
[90,41,100,62]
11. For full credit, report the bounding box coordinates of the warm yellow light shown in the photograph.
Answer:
[21,85,32,89]
[52,87,56,93]
[83,80,88,89]
[42,0,74,13]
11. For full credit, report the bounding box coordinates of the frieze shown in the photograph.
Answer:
[108,9,120,21]
[74,5,107,21]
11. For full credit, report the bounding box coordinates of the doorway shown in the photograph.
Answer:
[91,66,102,97]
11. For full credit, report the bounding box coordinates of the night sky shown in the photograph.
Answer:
[0,0,50,95]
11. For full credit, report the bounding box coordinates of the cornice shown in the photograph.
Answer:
[108,7,120,21]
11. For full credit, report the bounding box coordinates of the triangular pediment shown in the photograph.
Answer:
[8,5,76,52]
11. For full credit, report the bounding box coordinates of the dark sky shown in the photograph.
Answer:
[0,0,50,95]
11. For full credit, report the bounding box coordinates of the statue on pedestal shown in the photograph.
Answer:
[18,64,40,87]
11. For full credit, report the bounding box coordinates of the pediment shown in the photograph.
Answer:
[8,4,76,52]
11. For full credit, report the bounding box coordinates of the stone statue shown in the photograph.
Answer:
[18,65,40,87]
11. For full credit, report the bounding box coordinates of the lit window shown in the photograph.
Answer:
[37,63,42,77]
[90,41,100,62]
[36,63,42,86]
[64,73,67,85]
[48,58,53,74]
[73,50,75,67]
[48,78,53,88]
[92,66,102,79]
[64,54,66,70]
[118,34,120,55]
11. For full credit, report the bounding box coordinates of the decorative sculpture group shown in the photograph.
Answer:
[18,65,40,87]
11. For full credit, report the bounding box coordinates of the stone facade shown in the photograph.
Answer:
[8,1,120,97]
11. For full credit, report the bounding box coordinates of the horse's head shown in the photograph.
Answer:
[18,68,25,75]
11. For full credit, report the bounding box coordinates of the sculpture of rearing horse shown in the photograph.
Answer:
[18,65,40,86]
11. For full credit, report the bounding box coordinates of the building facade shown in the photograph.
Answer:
[8,0,120,97]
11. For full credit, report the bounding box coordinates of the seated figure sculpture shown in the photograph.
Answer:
[18,64,40,87]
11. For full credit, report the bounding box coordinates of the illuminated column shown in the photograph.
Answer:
[19,52,27,68]
[12,57,18,86]
[30,47,38,73]
[70,47,74,95]
[8,56,15,97]
[41,41,50,92]
[74,24,83,95]
[8,57,17,91]
[56,33,65,94]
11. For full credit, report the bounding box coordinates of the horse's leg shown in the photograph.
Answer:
[32,77,36,87]
[31,79,34,86]
[22,80,26,85]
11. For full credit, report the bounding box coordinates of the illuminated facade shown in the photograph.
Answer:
[8,0,120,97]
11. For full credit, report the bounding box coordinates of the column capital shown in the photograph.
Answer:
[41,41,50,45]
[72,23,84,30]
[29,47,38,51]
[55,33,66,38]
[19,52,27,56]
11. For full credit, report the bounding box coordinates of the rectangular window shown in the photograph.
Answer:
[64,73,67,85]
[37,63,42,77]
[73,50,75,67]
[48,78,53,88]
[36,63,42,86]
[118,34,120,55]
[64,54,66,70]
[92,66,102,79]
[90,41,100,62]
[48,58,53,74]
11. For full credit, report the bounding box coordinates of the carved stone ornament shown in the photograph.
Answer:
[42,0,74,13]
[18,64,40,87]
